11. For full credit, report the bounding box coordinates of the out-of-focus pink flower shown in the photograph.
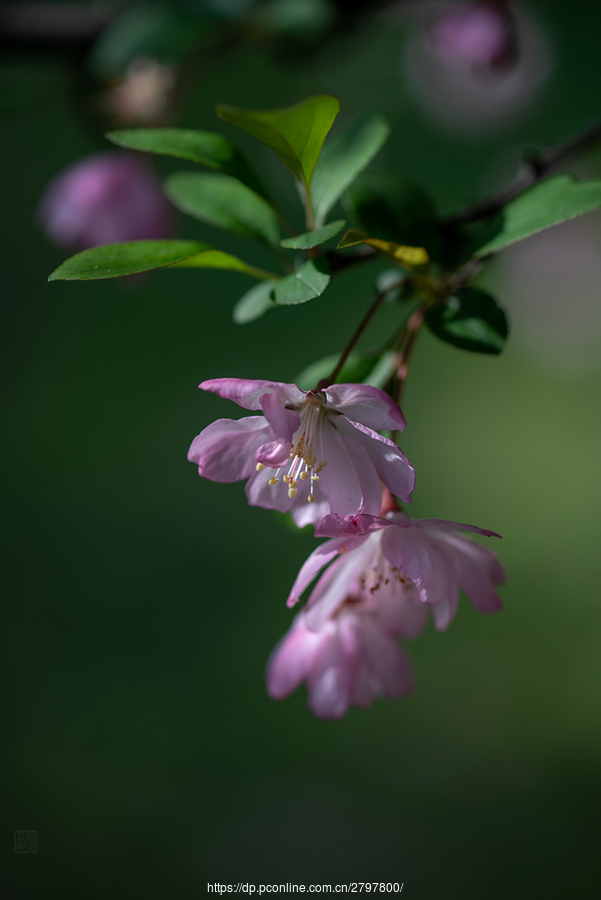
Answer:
[37,151,175,250]
[266,603,416,720]
[427,3,511,68]
[266,510,504,718]
[401,2,552,133]
[188,378,415,527]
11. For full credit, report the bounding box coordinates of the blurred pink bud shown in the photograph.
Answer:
[428,3,511,68]
[37,152,175,250]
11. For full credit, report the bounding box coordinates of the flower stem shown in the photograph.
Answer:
[316,287,388,390]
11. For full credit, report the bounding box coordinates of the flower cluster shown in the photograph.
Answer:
[189,377,504,718]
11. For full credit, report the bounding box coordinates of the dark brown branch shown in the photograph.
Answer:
[443,117,601,227]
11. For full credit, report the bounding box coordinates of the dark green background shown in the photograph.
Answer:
[2,2,601,896]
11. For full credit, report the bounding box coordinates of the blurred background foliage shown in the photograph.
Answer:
[2,0,601,896]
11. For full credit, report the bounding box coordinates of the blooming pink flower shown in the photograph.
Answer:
[188,378,415,527]
[266,509,504,718]
[37,151,175,250]
[302,511,505,630]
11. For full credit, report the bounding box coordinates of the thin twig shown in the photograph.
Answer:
[316,287,389,390]
[394,306,427,406]
[443,116,601,227]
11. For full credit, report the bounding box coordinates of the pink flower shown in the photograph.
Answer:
[266,509,504,718]
[428,3,511,69]
[37,151,175,250]
[266,603,416,720]
[188,378,415,527]
[302,511,505,631]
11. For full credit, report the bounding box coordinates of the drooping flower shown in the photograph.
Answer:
[265,510,504,718]
[188,378,415,527]
[266,601,416,720]
[37,151,175,250]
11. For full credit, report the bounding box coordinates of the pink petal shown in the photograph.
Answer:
[337,418,416,503]
[443,534,505,613]
[245,465,292,514]
[260,391,301,440]
[409,517,502,539]
[431,593,459,631]
[317,421,364,516]
[187,416,269,482]
[376,583,430,639]
[200,378,304,411]
[315,513,391,538]
[381,525,457,607]
[286,536,366,608]
[362,618,416,698]
[305,542,373,628]
[306,629,353,719]
[324,383,407,431]
[254,392,301,467]
[339,430,383,516]
[265,619,326,699]
[290,497,330,528]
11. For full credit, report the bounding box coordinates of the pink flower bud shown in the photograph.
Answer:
[37,151,175,250]
[428,3,511,68]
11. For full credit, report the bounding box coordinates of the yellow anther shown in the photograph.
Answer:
[288,488,298,498]
[283,475,291,483]
[256,462,265,472]
[310,475,319,482]
[268,477,278,486]
[300,472,308,481]
[308,494,316,503]
[290,480,298,488]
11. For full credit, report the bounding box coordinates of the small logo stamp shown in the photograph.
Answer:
[14,831,38,853]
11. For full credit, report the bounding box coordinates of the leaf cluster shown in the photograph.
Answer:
[48,95,601,381]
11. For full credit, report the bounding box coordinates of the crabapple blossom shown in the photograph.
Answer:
[266,601,416,720]
[188,378,415,527]
[37,151,175,250]
[306,511,505,631]
[266,509,504,717]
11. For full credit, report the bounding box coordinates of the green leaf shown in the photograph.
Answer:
[311,113,390,227]
[338,229,428,266]
[344,170,439,255]
[295,347,396,390]
[165,172,280,248]
[233,280,277,324]
[89,6,207,76]
[274,257,330,305]
[106,128,265,196]
[216,95,340,189]
[475,175,601,256]
[48,241,278,282]
[280,219,345,249]
[427,287,509,355]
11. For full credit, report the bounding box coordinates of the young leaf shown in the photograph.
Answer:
[475,174,601,256]
[296,349,380,390]
[216,95,340,189]
[233,280,277,324]
[295,347,396,390]
[344,170,439,254]
[106,128,266,196]
[48,241,278,281]
[280,220,345,249]
[311,113,391,227]
[165,172,280,248]
[427,287,508,355]
[338,229,429,266]
[274,257,330,305]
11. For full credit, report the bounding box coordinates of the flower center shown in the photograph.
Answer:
[258,392,329,503]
